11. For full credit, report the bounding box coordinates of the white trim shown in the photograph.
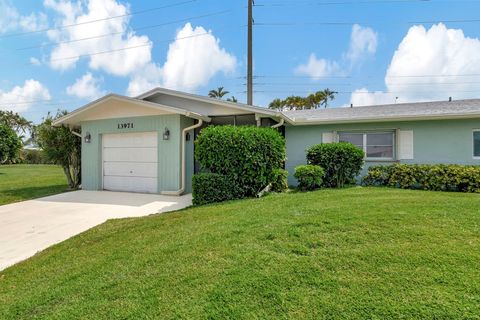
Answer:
[287,113,480,126]
[474,129,480,159]
[53,94,211,127]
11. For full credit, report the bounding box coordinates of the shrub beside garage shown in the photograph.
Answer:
[193,126,286,205]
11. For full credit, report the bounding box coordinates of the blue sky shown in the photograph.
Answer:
[1,0,480,123]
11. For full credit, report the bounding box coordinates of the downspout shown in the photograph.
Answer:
[271,118,284,129]
[162,119,203,196]
[71,130,82,138]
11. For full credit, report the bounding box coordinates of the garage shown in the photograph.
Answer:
[102,132,158,193]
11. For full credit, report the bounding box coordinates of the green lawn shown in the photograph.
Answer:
[1,188,479,319]
[0,165,69,205]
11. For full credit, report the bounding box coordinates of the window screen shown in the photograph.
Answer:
[339,132,395,160]
[366,133,394,159]
[474,131,480,157]
[339,133,363,149]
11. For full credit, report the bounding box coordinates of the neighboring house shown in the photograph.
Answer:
[54,87,480,194]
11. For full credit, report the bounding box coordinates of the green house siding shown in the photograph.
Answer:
[285,118,480,186]
[81,115,184,193]
[181,116,195,194]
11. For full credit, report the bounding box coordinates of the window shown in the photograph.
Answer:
[339,132,395,160]
[474,130,480,158]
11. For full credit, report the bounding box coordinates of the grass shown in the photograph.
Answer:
[1,187,479,319]
[0,165,69,205]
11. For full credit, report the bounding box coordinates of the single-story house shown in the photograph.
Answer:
[54,87,480,194]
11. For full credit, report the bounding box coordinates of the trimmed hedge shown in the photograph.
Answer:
[192,173,243,205]
[294,165,325,191]
[195,126,286,198]
[363,164,480,193]
[306,142,364,188]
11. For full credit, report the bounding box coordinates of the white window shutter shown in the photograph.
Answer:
[322,132,335,144]
[398,130,414,160]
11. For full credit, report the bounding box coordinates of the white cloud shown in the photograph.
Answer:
[29,57,42,66]
[295,24,378,79]
[294,54,340,79]
[66,72,105,100]
[350,23,480,106]
[0,80,51,112]
[0,0,48,34]
[127,23,237,96]
[345,24,378,65]
[44,0,152,75]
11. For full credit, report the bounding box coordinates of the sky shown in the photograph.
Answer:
[1,0,480,123]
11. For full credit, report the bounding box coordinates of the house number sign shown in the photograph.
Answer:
[118,123,134,129]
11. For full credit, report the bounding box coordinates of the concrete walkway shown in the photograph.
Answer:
[0,191,192,271]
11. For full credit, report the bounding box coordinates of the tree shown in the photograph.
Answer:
[208,87,230,99]
[35,111,81,189]
[268,98,285,111]
[227,96,238,103]
[0,110,32,134]
[268,89,338,111]
[320,88,337,108]
[0,124,22,163]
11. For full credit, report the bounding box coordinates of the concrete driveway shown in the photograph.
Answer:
[0,191,192,271]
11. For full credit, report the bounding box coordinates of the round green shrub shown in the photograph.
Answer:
[195,126,286,197]
[0,124,22,163]
[307,142,364,188]
[294,165,325,191]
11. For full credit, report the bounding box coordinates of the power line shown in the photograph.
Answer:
[27,27,239,65]
[254,0,479,7]
[0,0,197,39]
[255,18,480,27]
[15,10,232,51]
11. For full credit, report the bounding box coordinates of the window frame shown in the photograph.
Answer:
[338,131,396,161]
[474,129,480,159]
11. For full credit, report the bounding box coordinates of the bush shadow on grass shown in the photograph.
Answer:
[1,184,70,203]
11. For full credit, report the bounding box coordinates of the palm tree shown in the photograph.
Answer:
[268,98,285,111]
[227,96,238,103]
[208,87,230,99]
[320,88,338,108]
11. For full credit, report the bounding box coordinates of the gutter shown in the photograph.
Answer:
[161,119,204,196]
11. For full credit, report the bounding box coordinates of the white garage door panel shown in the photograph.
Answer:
[104,162,157,178]
[103,176,157,193]
[103,147,158,163]
[103,132,157,148]
[102,132,158,194]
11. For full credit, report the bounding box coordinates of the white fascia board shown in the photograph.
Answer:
[53,94,211,127]
[288,113,480,126]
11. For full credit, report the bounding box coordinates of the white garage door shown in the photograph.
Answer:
[102,132,158,193]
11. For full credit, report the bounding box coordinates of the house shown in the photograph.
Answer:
[54,87,480,194]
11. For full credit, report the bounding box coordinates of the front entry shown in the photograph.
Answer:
[102,132,158,193]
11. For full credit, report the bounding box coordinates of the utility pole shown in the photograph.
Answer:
[247,0,254,105]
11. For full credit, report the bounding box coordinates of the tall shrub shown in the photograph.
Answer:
[35,111,81,189]
[306,142,364,188]
[0,124,22,164]
[195,125,286,197]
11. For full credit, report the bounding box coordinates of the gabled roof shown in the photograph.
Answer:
[53,94,211,127]
[137,87,280,117]
[283,99,480,125]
